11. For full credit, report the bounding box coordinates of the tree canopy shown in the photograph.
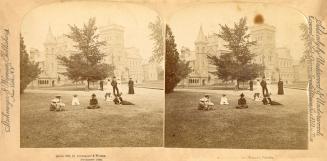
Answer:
[20,35,41,93]
[57,17,114,88]
[165,25,191,93]
[148,16,164,63]
[208,17,263,86]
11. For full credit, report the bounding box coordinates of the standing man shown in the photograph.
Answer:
[249,80,253,91]
[260,77,269,96]
[111,76,119,96]
[99,80,104,91]
[278,79,284,95]
[128,78,135,94]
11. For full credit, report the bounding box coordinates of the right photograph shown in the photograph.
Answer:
[165,3,308,149]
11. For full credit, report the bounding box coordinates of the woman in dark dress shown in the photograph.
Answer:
[278,79,284,95]
[128,78,135,94]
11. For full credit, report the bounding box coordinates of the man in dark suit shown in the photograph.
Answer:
[260,77,269,96]
[111,76,119,96]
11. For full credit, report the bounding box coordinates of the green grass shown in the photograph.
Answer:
[165,91,308,149]
[20,93,163,147]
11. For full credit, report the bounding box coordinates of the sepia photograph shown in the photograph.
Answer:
[20,1,164,147]
[165,3,309,149]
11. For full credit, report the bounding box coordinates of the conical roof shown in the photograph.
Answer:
[195,25,207,43]
[45,26,56,44]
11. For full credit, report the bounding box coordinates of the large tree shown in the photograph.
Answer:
[148,16,164,63]
[20,35,41,94]
[208,17,263,88]
[165,25,191,93]
[58,18,114,89]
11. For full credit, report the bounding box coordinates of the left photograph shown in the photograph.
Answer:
[20,1,164,147]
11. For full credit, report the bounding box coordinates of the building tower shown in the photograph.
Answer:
[99,24,125,80]
[194,25,209,85]
[250,23,277,80]
[44,27,58,79]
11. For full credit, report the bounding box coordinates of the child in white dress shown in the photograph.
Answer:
[71,94,80,106]
[253,79,261,101]
[220,94,229,105]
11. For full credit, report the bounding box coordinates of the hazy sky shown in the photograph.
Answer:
[21,1,158,61]
[169,3,307,62]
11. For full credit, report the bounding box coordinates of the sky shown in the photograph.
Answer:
[168,3,307,63]
[21,1,158,61]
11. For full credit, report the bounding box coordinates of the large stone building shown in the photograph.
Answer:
[29,23,147,88]
[28,28,75,87]
[250,24,296,84]
[180,23,306,86]
[180,26,229,86]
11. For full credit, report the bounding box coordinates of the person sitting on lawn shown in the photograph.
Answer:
[220,94,229,105]
[87,93,100,109]
[198,94,214,110]
[262,94,282,105]
[71,94,80,106]
[113,92,134,105]
[113,93,123,105]
[50,95,65,111]
[236,93,248,109]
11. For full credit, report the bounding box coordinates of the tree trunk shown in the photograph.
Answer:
[87,79,90,90]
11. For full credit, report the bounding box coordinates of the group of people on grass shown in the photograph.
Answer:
[252,77,284,100]
[49,76,135,112]
[198,77,283,111]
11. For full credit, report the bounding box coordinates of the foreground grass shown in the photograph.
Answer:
[21,92,163,147]
[165,91,308,149]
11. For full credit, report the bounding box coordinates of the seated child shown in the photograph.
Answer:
[254,93,261,101]
[87,93,100,109]
[104,92,112,101]
[71,94,80,106]
[113,93,134,105]
[236,93,248,109]
[220,94,229,105]
[198,94,214,110]
[50,95,65,111]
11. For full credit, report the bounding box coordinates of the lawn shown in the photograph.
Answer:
[20,91,163,147]
[165,90,308,149]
